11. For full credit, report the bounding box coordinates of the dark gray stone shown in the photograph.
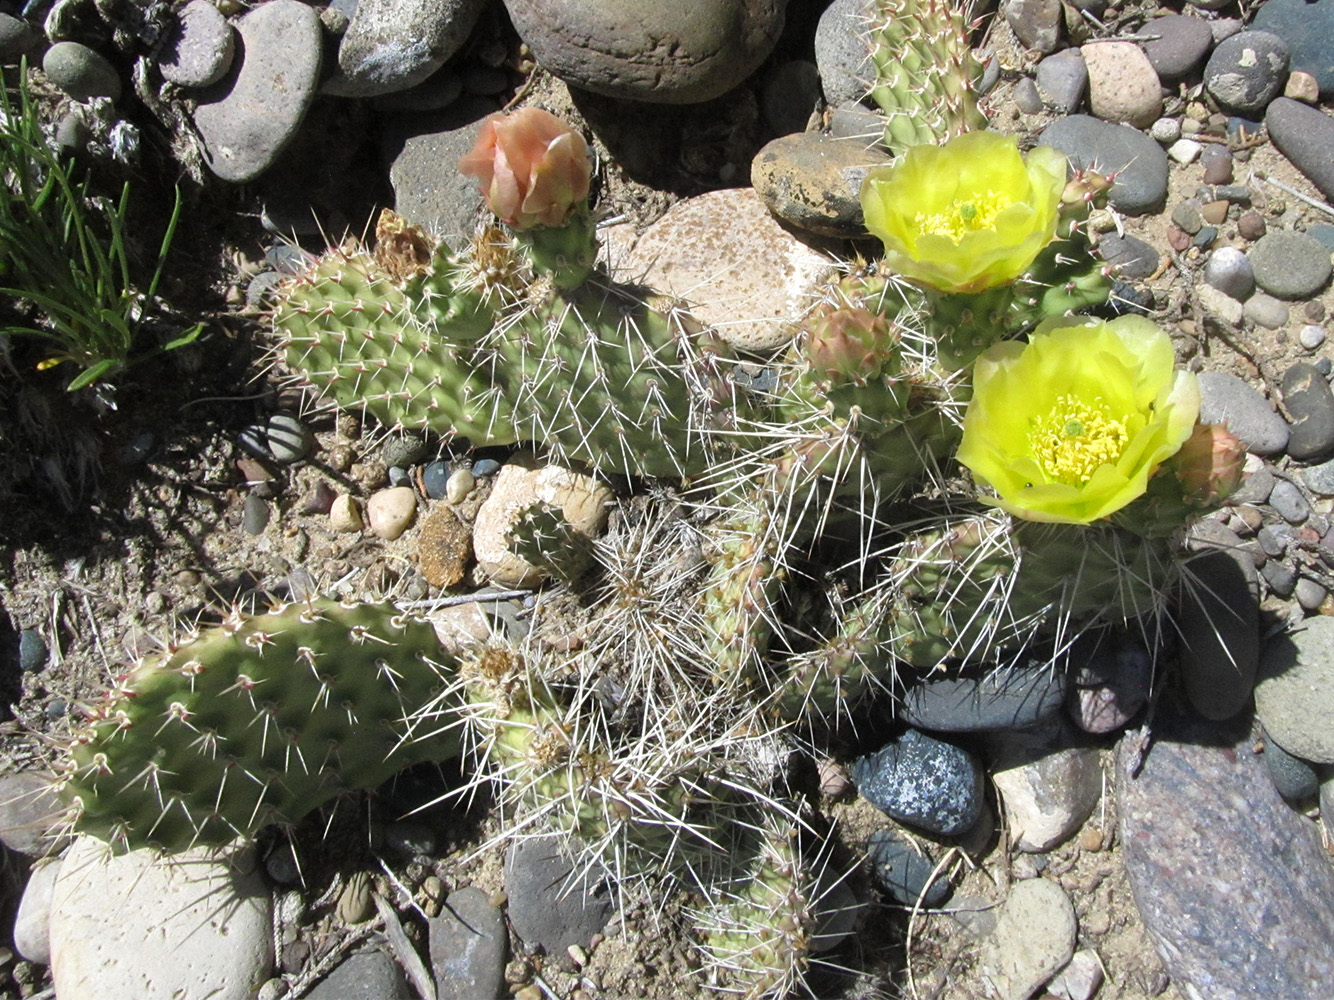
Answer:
[1004,0,1063,54]
[242,494,271,535]
[1249,230,1333,300]
[1295,576,1328,612]
[1037,115,1169,215]
[192,0,323,183]
[503,0,787,103]
[1261,559,1297,597]
[1197,371,1291,456]
[384,103,492,246]
[1014,76,1043,115]
[430,886,506,1000]
[1280,363,1334,461]
[0,13,37,63]
[159,0,235,88]
[1118,711,1334,1000]
[1268,478,1311,524]
[1266,98,1334,203]
[1253,0,1334,97]
[1097,232,1159,280]
[852,728,983,836]
[1177,527,1259,721]
[761,60,822,136]
[323,0,487,97]
[422,460,451,499]
[307,948,407,1000]
[814,0,874,107]
[867,828,951,907]
[1204,30,1289,116]
[504,837,613,954]
[1141,14,1214,81]
[42,41,121,102]
[380,430,427,469]
[900,664,1067,733]
[18,630,46,673]
[751,131,893,238]
[1263,731,1320,800]
[1034,48,1087,113]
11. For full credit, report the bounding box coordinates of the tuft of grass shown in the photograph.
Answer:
[0,63,199,390]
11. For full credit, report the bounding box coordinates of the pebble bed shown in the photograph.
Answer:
[1,0,1333,998]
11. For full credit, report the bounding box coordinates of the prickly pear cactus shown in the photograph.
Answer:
[54,600,460,853]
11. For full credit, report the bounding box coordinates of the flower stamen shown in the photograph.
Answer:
[1030,394,1129,485]
[914,191,1008,244]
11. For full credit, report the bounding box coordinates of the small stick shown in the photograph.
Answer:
[1253,169,1334,218]
[397,590,531,611]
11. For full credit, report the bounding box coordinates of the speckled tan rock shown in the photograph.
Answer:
[417,505,471,587]
[618,187,838,355]
[1083,41,1163,128]
[472,452,612,587]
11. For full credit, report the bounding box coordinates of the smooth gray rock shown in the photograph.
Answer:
[1177,525,1259,721]
[1004,0,1063,54]
[853,728,983,836]
[900,664,1067,733]
[307,948,406,1000]
[1014,76,1043,115]
[1204,30,1289,116]
[1266,98,1334,202]
[1098,232,1159,280]
[1197,370,1290,456]
[1202,246,1254,301]
[814,0,874,107]
[1035,47,1087,113]
[1037,115,1169,215]
[43,41,121,102]
[159,1,235,87]
[430,886,506,1000]
[0,771,66,857]
[192,0,323,183]
[1280,363,1334,461]
[0,13,37,63]
[323,0,487,97]
[1270,478,1311,524]
[1118,710,1334,1000]
[504,837,613,954]
[384,102,492,246]
[750,130,892,238]
[1255,615,1334,764]
[1243,292,1289,329]
[502,0,787,103]
[866,828,951,907]
[1248,230,1332,300]
[1253,0,1334,97]
[1263,731,1320,800]
[1141,14,1215,81]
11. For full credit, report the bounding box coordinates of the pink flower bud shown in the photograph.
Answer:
[1173,422,1246,505]
[458,108,591,231]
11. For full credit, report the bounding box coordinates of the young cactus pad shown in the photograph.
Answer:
[54,600,460,853]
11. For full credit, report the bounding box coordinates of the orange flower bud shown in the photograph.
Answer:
[458,108,591,231]
[1172,422,1246,506]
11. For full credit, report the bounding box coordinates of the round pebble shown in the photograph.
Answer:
[1149,117,1181,144]
[1014,76,1043,115]
[266,413,312,464]
[471,457,500,477]
[1300,325,1328,350]
[1237,210,1267,240]
[18,630,47,672]
[1248,230,1333,299]
[1039,116,1170,215]
[1034,48,1087,113]
[1244,293,1289,329]
[1204,30,1290,116]
[814,0,875,107]
[366,486,417,540]
[159,0,235,87]
[1082,40,1163,128]
[1097,232,1159,279]
[445,467,475,504]
[751,131,893,238]
[1264,733,1320,799]
[242,494,271,535]
[43,41,122,102]
[1295,577,1328,611]
[1268,478,1311,524]
[867,828,951,907]
[1203,246,1254,300]
[1142,14,1215,81]
[421,460,451,499]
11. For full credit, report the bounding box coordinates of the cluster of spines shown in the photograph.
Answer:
[53,600,460,854]
[867,0,988,150]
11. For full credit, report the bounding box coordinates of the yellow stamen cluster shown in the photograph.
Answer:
[1030,395,1129,485]
[913,191,1008,244]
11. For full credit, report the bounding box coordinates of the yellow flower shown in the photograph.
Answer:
[861,131,1067,294]
[956,316,1201,524]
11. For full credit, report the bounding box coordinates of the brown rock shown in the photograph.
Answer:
[417,506,471,588]
[1083,41,1163,128]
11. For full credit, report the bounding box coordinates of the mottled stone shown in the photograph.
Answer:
[1118,710,1334,1000]
[1004,0,1064,54]
[620,187,838,353]
[988,735,1103,852]
[1280,362,1334,461]
[751,131,893,238]
[1204,30,1290,116]
[853,728,983,836]
[814,0,874,107]
[1083,40,1162,127]
[430,886,506,1000]
[159,0,235,88]
[417,505,472,587]
[323,0,487,97]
